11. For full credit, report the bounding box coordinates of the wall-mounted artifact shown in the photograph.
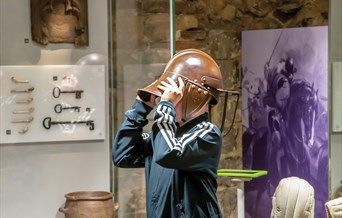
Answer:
[11,76,29,83]
[54,104,81,113]
[12,107,35,114]
[18,127,29,134]
[30,0,89,47]
[12,117,34,123]
[11,87,35,93]
[42,117,94,130]
[16,97,34,104]
[52,87,84,98]
[1,65,105,144]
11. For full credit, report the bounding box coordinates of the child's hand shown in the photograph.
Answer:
[158,77,185,106]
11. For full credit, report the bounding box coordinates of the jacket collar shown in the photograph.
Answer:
[176,113,208,134]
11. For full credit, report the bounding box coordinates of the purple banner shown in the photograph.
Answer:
[242,27,328,218]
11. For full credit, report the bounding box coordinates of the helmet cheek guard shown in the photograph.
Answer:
[181,81,212,122]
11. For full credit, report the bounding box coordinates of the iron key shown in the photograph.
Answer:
[53,87,84,99]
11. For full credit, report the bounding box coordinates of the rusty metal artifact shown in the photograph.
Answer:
[59,191,119,218]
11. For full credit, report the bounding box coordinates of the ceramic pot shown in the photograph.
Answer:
[59,191,119,218]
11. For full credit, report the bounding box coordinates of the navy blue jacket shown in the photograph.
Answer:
[113,100,223,218]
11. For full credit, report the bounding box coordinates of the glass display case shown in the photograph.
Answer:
[109,1,172,216]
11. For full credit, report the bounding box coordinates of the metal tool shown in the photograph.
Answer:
[53,87,84,99]
[13,107,35,114]
[42,117,94,130]
[15,97,34,104]
[12,117,34,123]
[11,87,34,93]
[54,104,81,113]
[18,127,29,134]
[11,76,29,83]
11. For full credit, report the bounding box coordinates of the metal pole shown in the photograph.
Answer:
[169,0,176,57]
[237,181,245,218]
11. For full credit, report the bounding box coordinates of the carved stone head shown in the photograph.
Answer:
[31,0,88,47]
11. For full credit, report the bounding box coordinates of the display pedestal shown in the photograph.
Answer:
[218,169,268,218]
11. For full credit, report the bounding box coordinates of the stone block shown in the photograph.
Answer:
[220,4,237,21]
[180,29,207,40]
[145,14,170,42]
[176,14,199,31]
[175,40,208,51]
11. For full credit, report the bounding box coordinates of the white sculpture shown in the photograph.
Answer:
[271,176,315,218]
[325,197,342,218]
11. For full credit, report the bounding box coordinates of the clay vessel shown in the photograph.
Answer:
[59,191,119,218]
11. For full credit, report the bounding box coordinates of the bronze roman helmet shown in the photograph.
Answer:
[137,49,224,122]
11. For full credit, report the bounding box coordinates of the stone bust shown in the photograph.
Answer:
[31,0,88,47]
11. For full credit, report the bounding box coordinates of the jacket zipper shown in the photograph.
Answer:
[175,170,185,217]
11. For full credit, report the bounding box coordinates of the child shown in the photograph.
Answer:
[113,49,224,217]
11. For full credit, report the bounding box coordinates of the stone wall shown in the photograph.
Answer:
[113,0,328,217]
